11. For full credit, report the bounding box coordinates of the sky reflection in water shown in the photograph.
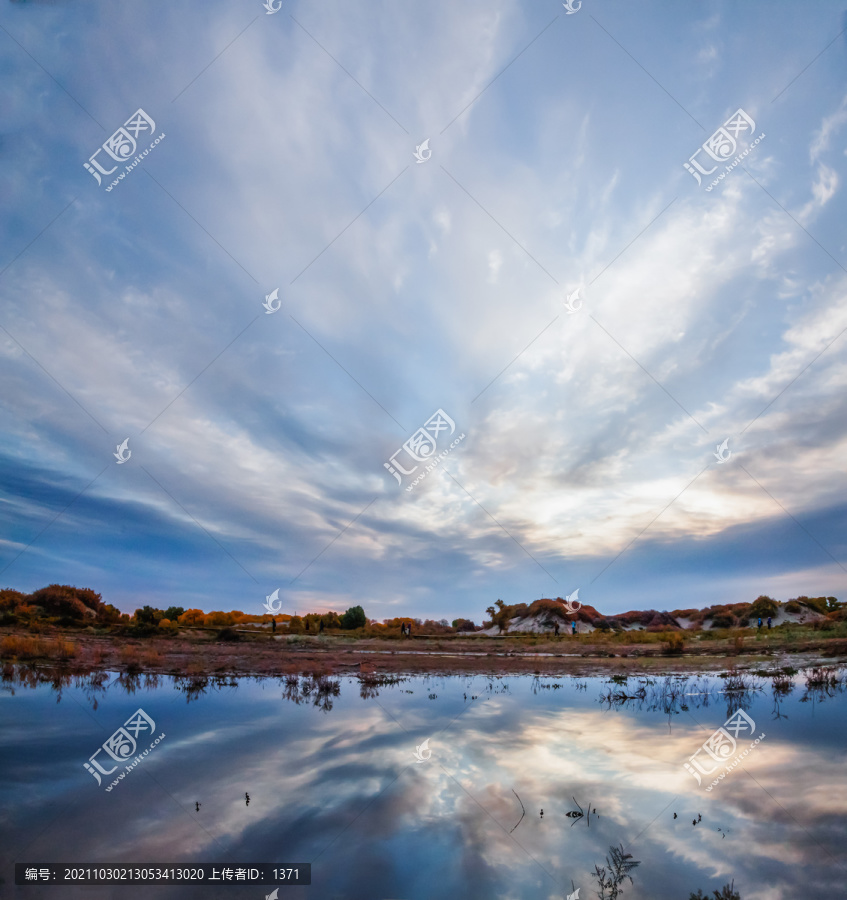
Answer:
[1,668,846,899]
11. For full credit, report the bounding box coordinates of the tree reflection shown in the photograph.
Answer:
[281,674,341,711]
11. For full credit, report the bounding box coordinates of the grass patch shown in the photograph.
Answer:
[0,635,77,660]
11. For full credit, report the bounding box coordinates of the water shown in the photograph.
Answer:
[2,666,845,899]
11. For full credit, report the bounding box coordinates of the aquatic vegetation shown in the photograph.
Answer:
[689,881,740,899]
[593,844,640,899]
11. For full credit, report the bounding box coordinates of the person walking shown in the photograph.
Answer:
[407,622,412,637]
[554,622,560,637]
[571,620,577,636]
[271,617,276,633]
[767,616,772,629]
[757,616,762,630]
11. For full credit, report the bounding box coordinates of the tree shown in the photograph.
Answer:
[164,606,185,622]
[178,609,205,626]
[97,603,123,625]
[340,605,366,630]
[134,605,164,626]
[321,611,342,630]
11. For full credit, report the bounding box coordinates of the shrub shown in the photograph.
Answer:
[119,646,143,672]
[798,596,828,615]
[0,635,77,659]
[0,588,27,611]
[97,603,123,625]
[710,614,735,629]
[750,595,778,617]
[216,627,241,642]
[784,600,801,613]
[663,633,685,655]
[158,618,178,634]
[28,584,104,621]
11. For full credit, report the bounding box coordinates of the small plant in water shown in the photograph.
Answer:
[689,880,740,899]
[592,843,640,899]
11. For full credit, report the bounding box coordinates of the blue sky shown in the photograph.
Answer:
[1,0,846,622]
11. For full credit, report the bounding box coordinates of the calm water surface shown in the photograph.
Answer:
[1,667,845,899]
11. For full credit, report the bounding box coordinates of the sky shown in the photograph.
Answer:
[1,0,846,623]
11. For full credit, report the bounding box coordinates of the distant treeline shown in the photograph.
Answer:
[0,585,478,635]
[1,584,842,636]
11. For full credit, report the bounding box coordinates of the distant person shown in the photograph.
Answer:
[271,618,276,633]
[408,622,412,636]
[757,616,762,630]
[400,622,405,636]
[767,616,772,629]
[554,622,560,636]
[319,619,324,633]
[572,620,577,636]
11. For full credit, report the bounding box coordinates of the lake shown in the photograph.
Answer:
[1,666,845,899]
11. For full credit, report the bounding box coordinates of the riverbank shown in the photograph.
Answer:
[2,626,846,678]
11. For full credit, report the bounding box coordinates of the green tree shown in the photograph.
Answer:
[134,605,164,626]
[340,605,366,630]
[164,606,185,621]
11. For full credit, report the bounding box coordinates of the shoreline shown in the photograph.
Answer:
[3,627,846,679]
